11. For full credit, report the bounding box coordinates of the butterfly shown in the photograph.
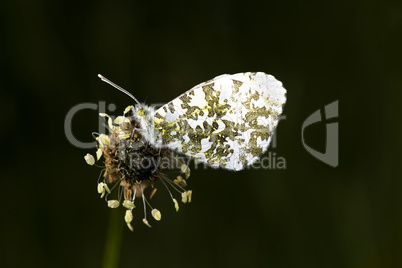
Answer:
[87,72,286,230]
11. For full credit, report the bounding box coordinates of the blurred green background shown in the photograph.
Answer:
[1,0,401,267]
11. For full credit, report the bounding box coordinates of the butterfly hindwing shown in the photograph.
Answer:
[153,72,286,171]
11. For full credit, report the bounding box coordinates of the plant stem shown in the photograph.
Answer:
[102,209,123,268]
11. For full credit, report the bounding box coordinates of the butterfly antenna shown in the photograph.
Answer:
[98,74,140,104]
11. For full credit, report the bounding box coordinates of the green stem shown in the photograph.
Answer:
[102,209,124,268]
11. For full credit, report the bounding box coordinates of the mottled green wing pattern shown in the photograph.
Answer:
[153,72,286,171]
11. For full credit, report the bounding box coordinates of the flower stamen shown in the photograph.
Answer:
[140,184,151,228]
[159,176,181,211]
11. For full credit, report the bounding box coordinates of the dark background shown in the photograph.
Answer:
[1,0,401,267]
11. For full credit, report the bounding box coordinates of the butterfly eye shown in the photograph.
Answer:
[137,108,145,117]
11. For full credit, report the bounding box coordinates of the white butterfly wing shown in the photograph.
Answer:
[153,72,286,171]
